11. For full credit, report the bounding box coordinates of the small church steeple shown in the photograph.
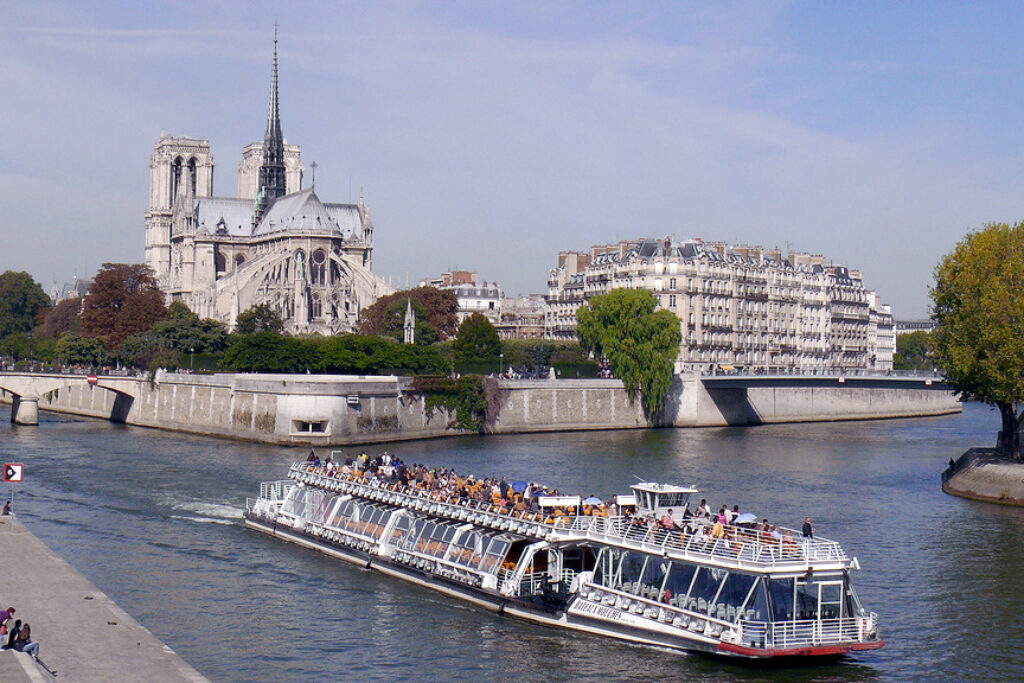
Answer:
[254,25,287,228]
[404,298,415,344]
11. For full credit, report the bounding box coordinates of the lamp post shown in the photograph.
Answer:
[190,347,194,373]
[500,352,504,377]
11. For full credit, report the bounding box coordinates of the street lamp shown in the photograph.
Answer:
[190,347,194,373]
[499,352,504,376]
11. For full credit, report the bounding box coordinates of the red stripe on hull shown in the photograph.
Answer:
[718,639,885,658]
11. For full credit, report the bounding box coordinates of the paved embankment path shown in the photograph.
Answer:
[0,515,208,682]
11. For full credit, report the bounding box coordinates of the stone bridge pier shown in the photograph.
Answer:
[10,395,39,425]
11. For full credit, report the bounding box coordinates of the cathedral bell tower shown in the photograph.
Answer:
[254,27,288,229]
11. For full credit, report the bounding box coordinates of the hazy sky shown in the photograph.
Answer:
[4,1,1024,318]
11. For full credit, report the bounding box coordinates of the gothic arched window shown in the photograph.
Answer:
[188,157,197,195]
[311,249,326,285]
[311,292,322,318]
[214,252,226,275]
[235,254,246,269]
[171,157,183,202]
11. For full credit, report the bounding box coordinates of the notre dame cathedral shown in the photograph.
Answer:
[143,32,391,334]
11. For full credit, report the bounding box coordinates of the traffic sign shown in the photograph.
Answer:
[87,375,98,385]
[3,464,23,483]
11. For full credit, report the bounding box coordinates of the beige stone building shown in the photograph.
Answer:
[143,35,389,334]
[546,238,895,373]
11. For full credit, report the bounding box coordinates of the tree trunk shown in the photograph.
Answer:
[996,401,1023,459]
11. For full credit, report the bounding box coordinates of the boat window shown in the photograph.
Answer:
[479,538,510,574]
[689,566,727,603]
[664,562,696,599]
[716,572,757,610]
[659,492,691,508]
[767,578,794,621]
[640,557,671,597]
[618,550,647,594]
[745,578,769,622]
[593,547,623,589]
[388,515,411,544]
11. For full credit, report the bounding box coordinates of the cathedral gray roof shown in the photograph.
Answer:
[193,188,362,239]
[255,187,358,237]
[196,197,255,236]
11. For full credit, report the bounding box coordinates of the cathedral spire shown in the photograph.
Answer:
[254,24,287,229]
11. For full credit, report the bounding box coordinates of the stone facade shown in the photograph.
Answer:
[143,36,390,334]
[546,238,896,373]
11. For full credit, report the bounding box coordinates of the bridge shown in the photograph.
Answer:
[699,373,949,390]
[0,372,139,425]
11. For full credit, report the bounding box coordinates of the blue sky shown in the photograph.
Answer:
[3,1,1024,317]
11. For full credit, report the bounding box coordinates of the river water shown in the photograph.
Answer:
[0,402,1020,682]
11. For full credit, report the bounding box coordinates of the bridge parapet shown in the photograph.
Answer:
[0,372,138,425]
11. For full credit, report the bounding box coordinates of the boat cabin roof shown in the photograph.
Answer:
[631,482,699,495]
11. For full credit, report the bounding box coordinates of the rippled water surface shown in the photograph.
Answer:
[0,402,1020,682]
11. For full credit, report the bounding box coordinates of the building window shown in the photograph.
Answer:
[669,295,677,308]
[311,249,327,285]
[670,278,677,290]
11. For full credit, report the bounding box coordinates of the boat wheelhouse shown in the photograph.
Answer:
[245,460,883,659]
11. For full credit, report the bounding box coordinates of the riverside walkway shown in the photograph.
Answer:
[0,516,207,682]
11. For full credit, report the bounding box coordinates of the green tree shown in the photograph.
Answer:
[576,288,681,417]
[894,330,932,371]
[358,287,459,342]
[80,263,167,350]
[453,313,502,361]
[0,333,32,360]
[932,222,1024,457]
[149,303,228,354]
[0,271,51,338]
[317,334,449,375]
[235,304,284,335]
[56,335,109,367]
[222,333,318,373]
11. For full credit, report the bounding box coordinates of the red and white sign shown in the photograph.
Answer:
[3,464,23,483]
[87,375,98,385]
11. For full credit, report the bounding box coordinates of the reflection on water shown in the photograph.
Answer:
[0,402,1020,681]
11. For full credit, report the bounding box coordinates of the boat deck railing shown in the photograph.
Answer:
[738,613,877,650]
[285,464,849,569]
[582,582,877,648]
[554,515,849,567]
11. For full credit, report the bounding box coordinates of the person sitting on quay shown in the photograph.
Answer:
[15,623,39,660]
[0,607,14,635]
[2,618,20,649]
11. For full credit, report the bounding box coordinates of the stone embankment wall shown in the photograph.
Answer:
[3,372,961,446]
[24,373,460,445]
[942,448,1024,505]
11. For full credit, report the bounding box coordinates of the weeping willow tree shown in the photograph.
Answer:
[576,288,681,418]
[932,222,1024,458]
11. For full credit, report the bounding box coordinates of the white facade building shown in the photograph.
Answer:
[419,271,502,323]
[546,238,896,373]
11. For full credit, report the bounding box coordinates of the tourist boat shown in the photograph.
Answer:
[245,461,884,659]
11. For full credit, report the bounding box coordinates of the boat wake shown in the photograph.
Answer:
[168,501,245,525]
